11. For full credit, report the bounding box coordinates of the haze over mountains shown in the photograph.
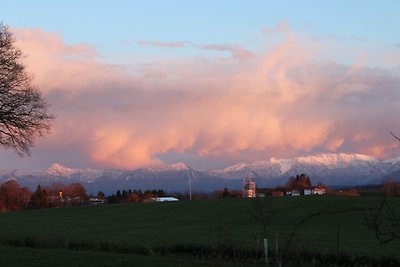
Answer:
[1,153,399,194]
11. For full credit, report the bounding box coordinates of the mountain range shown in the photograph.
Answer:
[1,153,399,194]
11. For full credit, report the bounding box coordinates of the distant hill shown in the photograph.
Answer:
[0,153,399,194]
[0,162,239,195]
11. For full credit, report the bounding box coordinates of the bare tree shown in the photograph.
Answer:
[364,196,400,244]
[390,131,400,142]
[0,23,53,155]
[362,131,400,243]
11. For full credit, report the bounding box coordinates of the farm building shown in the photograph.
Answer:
[291,189,301,196]
[313,186,326,195]
[89,198,104,205]
[304,189,313,195]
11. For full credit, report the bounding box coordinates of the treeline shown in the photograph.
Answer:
[102,189,225,203]
[0,180,87,212]
[0,180,31,212]
[105,189,167,203]
[275,174,360,196]
[31,183,87,208]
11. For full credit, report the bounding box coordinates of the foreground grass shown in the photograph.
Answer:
[0,245,241,267]
[0,196,398,266]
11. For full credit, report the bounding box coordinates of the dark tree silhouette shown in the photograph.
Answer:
[390,131,400,142]
[30,185,48,209]
[364,196,400,244]
[222,187,231,198]
[96,191,106,199]
[285,174,312,190]
[0,180,31,211]
[0,24,53,155]
[361,131,400,244]
[363,131,400,243]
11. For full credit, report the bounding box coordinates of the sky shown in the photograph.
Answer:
[1,1,400,171]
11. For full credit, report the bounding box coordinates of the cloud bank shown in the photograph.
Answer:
[6,26,400,170]
[138,39,254,61]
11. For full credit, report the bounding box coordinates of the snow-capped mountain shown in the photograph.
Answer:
[44,163,78,177]
[209,153,400,186]
[40,163,105,182]
[0,162,230,194]
[0,153,399,194]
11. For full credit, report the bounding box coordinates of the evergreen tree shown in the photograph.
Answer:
[30,185,48,208]
[222,187,231,198]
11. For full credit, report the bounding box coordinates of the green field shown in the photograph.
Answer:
[0,196,399,266]
[0,245,231,267]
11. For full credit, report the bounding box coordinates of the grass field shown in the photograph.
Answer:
[0,245,233,267]
[0,195,398,266]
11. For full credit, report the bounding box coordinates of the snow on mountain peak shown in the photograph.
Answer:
[141,163,190,172]
[270,158,293,174]
[383,156,400,165]
[223,162,248,172]
[209,152,391,183]
[169,162,190,171]
[45,163,77,177]
[294,153,379,166]
[143,165,163,172]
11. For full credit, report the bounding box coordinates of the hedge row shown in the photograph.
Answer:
[0,236,398,266]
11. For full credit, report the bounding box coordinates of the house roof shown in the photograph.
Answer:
[314,186,326,191]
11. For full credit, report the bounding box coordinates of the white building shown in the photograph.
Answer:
[304,189,313,196]
[151,197,179,202]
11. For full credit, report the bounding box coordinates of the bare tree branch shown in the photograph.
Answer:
[287,207,366,248]
[390,131,400,142]
[364,195,400,244]
[0,23,54,155]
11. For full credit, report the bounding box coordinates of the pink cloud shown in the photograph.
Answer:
[200,44,253,61]
[137,39,253,61]
[261,21,292,37]
[6,26,400,170]
[13,28,130,92]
